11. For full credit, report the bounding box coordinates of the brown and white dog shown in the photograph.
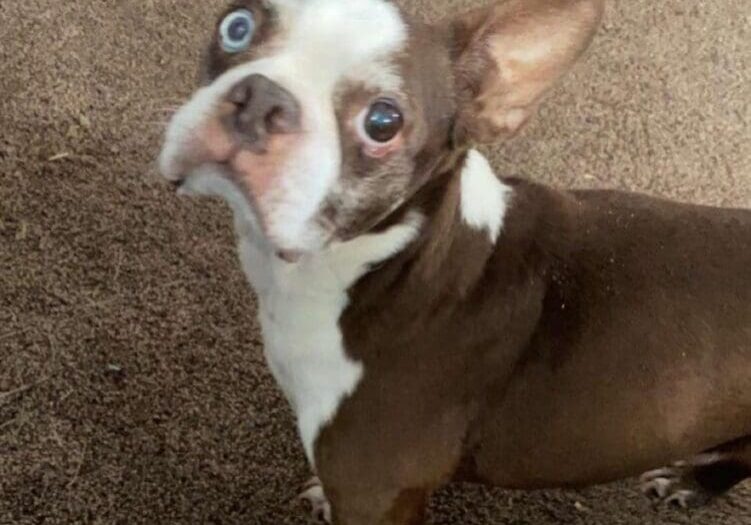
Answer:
[159,0,751,523]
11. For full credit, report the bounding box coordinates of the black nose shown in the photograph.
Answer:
[226,74,301,152]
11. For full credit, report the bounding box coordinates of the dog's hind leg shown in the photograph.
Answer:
[640,436,751,509]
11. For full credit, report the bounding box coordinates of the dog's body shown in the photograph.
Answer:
[311,158,751,521]
[160,0,751,522]
[465,184,751,490]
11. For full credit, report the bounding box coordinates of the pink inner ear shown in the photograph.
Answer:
[452,0,604,143]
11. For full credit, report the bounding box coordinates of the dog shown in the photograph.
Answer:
[159,0,751,523]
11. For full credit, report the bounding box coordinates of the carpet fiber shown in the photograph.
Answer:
[1,1,749,523]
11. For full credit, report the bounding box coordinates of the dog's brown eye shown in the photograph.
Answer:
[364,100,403,143]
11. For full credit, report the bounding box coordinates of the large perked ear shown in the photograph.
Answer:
[447,0,604,143]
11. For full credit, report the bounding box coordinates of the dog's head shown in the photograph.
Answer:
[160,0,603,259]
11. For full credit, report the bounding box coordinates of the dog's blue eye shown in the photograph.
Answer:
[219,9,256,54]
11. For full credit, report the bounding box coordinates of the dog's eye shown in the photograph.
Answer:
[219,9,256,54]
[363,100,403,143]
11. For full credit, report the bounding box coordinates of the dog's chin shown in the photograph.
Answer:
[168,163,334,263]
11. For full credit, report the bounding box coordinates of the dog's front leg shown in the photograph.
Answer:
[311,421,460,525]
[311,421,464,525]
[297,462,431,524]
[299,473,429,525]
[299,476,332,523]
[324,483,430,525]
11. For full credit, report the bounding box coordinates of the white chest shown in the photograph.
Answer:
[235,215,422,466]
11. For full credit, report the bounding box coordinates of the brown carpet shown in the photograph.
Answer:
[1,1,749,523]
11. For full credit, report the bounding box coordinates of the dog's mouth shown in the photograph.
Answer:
[169,178,186,191]
[160,96,338,261]
[166,152,329,264]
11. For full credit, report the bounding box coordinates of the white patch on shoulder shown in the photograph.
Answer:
[459,149,512,243]
[231,193,423,466]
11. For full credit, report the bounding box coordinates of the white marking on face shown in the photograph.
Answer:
[460,149,512,243]
[160,0,408,254]
[210,170,423,466]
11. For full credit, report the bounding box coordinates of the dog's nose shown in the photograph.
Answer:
[226,74,301,152]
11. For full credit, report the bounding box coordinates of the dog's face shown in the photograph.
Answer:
[160,0,603,258]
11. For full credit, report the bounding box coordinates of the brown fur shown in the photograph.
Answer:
[450,0,604,142]
[308,1,751,522]
[317,173,751,523]
[172,0,751,523]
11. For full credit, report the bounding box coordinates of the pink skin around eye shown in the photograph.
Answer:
[363,134,404,159]
[349,104,405,159]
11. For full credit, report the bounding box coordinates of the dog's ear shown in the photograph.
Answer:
[446,0,604,143]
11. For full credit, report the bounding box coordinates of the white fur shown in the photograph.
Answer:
[245,211,423,466]
[460,150,512,243]
[162,0,417,468]
[187,168,423,465]
[160,0,407,254]
[299,477,332,524]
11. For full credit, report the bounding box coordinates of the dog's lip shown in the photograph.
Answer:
[277,249,303,264]
[164,159,233,194]
[163,159,321,263]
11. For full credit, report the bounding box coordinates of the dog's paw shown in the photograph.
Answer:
[639,466,711,509]
[298,476,332,524]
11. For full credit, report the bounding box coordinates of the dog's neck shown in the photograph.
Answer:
[234,191,426,464]
[235,144,510,284]
[359,147,514,296]
[229,147,515,464]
